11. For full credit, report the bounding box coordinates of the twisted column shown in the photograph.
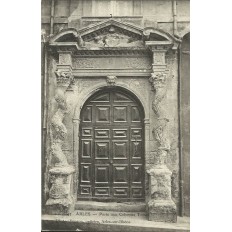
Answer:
[46,51,75,215]
[147,45,177,222]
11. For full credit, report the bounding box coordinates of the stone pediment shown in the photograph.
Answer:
[83,27,144,49]
[50,20,145,49]
[79,20,144,48]
[49,19,180,51]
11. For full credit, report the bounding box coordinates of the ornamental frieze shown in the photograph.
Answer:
[72,56,152,70]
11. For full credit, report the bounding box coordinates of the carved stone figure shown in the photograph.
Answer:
[149,72,167,117]
[46,87,75,215]
[106,75,117,86]
[50,89,69,167]
[50,143,68,167]
[152,118,170,149]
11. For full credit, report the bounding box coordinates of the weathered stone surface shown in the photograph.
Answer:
[146,43,177,222]
[45,60,76,215]
[46,197,74,215]
[148,200,177,223]
[46,166,75,215]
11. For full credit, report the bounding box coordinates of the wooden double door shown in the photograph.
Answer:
[78,89,145,201]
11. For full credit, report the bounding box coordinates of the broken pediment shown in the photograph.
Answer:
[49,19,179,51]
[50,20,145,49]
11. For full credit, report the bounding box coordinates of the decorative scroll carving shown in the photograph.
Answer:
[106,76,117,86]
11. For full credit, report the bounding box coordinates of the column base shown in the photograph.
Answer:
[46,197,74,215]
[148,200,177,223]
[45,166,75,215]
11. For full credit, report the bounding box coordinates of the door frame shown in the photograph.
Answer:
[77,88,145,201]
[72,84,150,203]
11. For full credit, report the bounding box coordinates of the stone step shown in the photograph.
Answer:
[75,201,146,212]
[42,210,190,232]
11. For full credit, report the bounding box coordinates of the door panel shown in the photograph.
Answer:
[112,141,128,159]
[131,106,141,122]
[95,141,110,159]
[81,164,91,183]
[113,106,128,122]
[83,106,92,122]
[79,89,145,201]
[81,140,92,158]
[96,106,110,123]
[113,165,129,184]
[95,165,110,183]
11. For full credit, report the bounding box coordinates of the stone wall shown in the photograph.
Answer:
[42,0,190,37]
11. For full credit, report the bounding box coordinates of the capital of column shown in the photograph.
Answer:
[55,65,74,88]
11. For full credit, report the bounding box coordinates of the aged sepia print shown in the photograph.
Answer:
[41,0,190,231]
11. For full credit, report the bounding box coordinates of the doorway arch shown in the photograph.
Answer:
[77,87,145,202]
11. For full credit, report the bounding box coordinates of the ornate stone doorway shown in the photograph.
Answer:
[78,87,145,202]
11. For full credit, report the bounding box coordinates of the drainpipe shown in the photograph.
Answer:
[41,31,49,208]
[178,42,184,217]
[50,0,55,35]
[172,0,178,36]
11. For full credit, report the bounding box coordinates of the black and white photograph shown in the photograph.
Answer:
[41,0,190,231]
[3,1,232,232]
